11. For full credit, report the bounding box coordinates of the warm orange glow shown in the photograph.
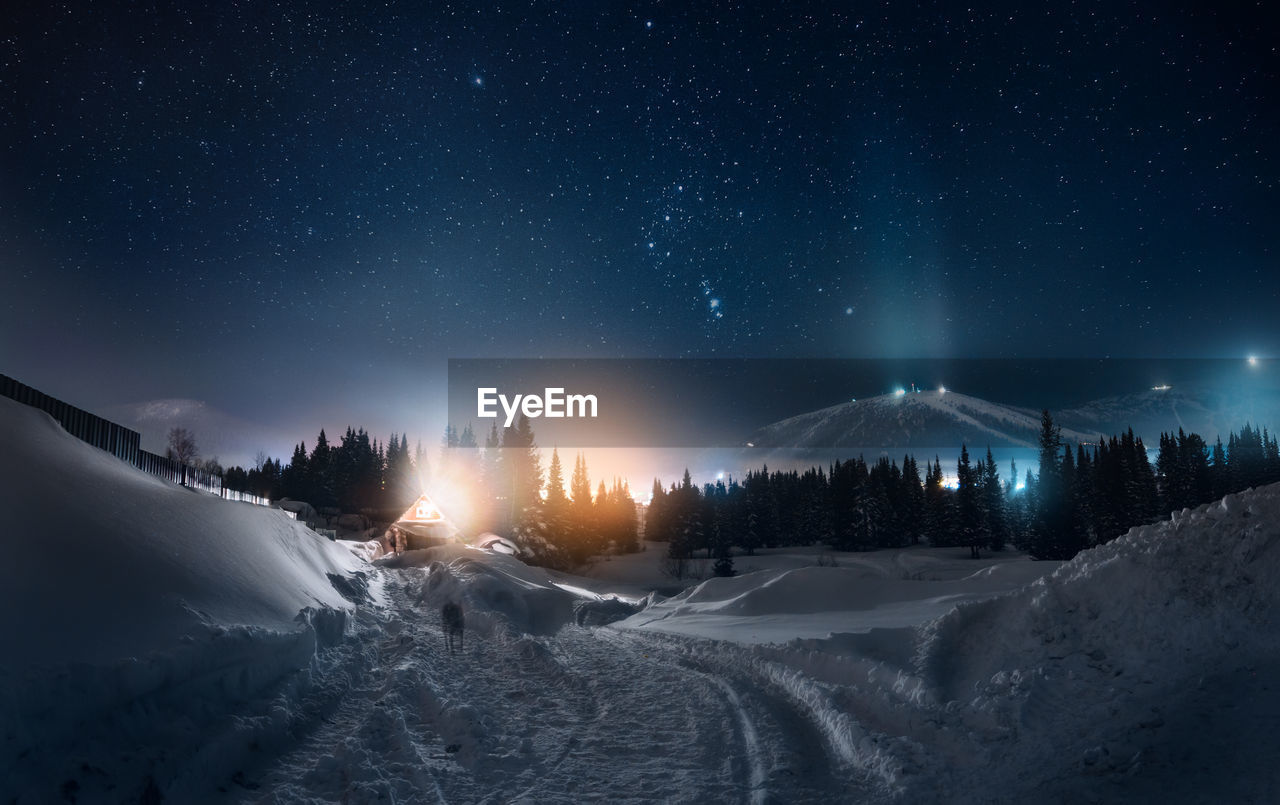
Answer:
[398,493,445,523]
[411,451,486,537]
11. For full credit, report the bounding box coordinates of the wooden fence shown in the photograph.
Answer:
[222,488,273,506]
[1,373,141,464]
[2,372,271,506]
[136,448,224,495]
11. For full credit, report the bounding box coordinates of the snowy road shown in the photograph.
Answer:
[237,569,873,804]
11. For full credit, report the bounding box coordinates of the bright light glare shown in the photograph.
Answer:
[1248,355,1259,366]
[938,385,947,394]
[716,471,725,480]
[893,387,907,397]
[417,468,475,528]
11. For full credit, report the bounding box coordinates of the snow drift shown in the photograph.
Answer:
[905,485,1280,800]
[615,484,1280,800]
[6,386,1278,801]
[621,558,1055,644]
[0,397,363,802]
[386,544,636,636]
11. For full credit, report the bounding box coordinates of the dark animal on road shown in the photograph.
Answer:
[442,601,464,654]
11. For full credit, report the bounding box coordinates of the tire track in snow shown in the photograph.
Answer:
[613,628,896,801]
[237,585,452,804]
[602,628,867,803]
[243,569,880,803]
[705,676,768,804]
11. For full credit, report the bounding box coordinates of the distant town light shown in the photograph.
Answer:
[1152,384,1171,391]
[893,387,907,397]
[1248,355,1259,367]
[938,385,947,394]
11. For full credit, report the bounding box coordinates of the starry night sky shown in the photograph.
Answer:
[2,1,1277,463]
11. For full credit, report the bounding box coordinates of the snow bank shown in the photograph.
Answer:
[906,484,1280,800]
[0,397,364,801]
[386,544,637,636]
[620,560,1054,644]
[610,486,1280,799]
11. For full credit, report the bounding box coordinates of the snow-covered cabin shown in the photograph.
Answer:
[391,492,460,549]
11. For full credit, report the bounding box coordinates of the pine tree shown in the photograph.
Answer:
[480,422,503,531]
[712,493,735,577]
[981,448,1007,551]
[1130,433,1159,523]
[608,479,640,554]
[539,448,575,562]
[1210,436,1229,500]
[502,414,542,518]
[569,453,595,557]
[923,457,952,547]
[1030,410,1072,559]
[1006,457,1027,549]
[1072,443,1094,547]
[665,469,700,577]
[1056,441,1086,558]
[955,445,983,557]
[901,456,925,545]
[485,416,541,545]
[310,429,335,508]
[546,448,567,505]
[283,441,309,501]
[384,432,417,511]
[646,479,670,543]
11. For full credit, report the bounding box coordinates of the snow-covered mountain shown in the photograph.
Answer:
[751,384,1280,449]
[750,389,1097,449]
[1056,384,1280,444]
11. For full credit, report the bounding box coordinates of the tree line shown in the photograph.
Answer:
[472,417,639,567]
[646,413,1280,575]
[507,446,640,568]
[221,415,641,566]
[222,410,1279,569]
[223,428,428,515]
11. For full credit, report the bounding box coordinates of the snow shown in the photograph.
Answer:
[753,389,1096,448]
[900,487,1280,800]
[5,392,1279,801]
[1057,383,1280,444]
[0,397,363,801]
[0,398,361,668]
[620,560,1056,644]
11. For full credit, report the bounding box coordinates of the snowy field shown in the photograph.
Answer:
[3,396,1279,802]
